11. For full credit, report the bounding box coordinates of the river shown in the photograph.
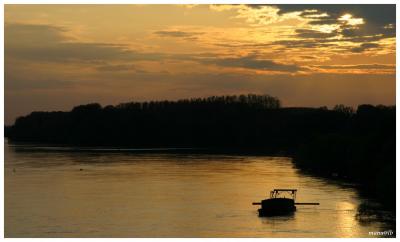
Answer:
[4,140,394,237]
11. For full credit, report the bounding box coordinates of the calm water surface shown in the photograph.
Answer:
[4,140,393,237]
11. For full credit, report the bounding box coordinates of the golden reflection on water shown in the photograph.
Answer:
[4,142,391,237]
[335,201,357,238]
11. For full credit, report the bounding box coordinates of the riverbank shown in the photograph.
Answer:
[292,119,395,211]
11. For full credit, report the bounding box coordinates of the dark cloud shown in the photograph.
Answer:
[213,42,271,49]
[200,55,301,72]
[5,23,305,73]
[340,33,386,43]
[5,23,67,44]
[340,25,395,42]
[273,39,334,49]
[308,18,338,25]
[5,78,75,90]
[315,64,394,70]
[275,4,396,43]
[278,27,389,51]
[154,30,203,38]
[295,29,337,39]
[247,5,395,47]
[300,55,318,60]
[5,23,168,63]
[350,43,380,53]
[263,5,395,51]
[7,42,136,62]
[96,64,137,72]
[274,5,395,26]
[5,23,220,67]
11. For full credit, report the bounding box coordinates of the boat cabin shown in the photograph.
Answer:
[270,189,297,200]
[253,188,319,217]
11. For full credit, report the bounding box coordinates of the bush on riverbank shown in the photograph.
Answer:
[294,104,395,209]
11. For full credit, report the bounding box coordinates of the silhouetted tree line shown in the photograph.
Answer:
[294,104,395,209]
[5,94,395,209]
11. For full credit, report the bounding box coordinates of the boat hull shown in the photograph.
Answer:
[257,198,296,217]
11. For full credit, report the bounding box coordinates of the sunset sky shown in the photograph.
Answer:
[5,4,396,124]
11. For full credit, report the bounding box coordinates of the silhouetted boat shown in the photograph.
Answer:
[252,189,319,217]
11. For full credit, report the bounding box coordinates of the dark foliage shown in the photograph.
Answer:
[294,104,395,209]
[5,94,395,209]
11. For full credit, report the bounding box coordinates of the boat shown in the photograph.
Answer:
[252,189,319,217]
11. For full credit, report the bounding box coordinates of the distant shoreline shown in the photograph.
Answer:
[6,140,290,157]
